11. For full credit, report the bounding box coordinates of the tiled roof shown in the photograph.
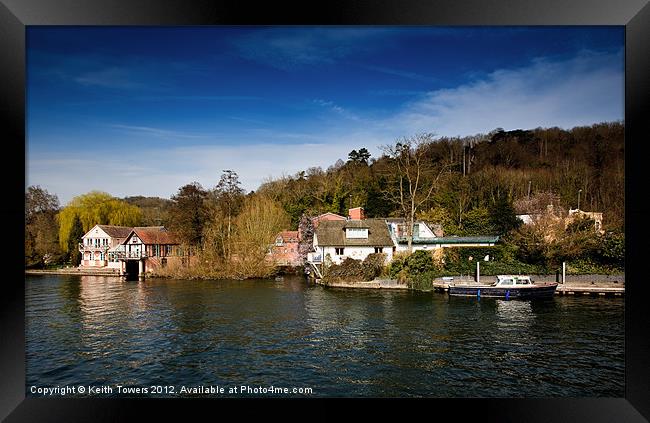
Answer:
[315,219,394,247]
[278,231,299,243]
[311,212,346,228]
[96,225,133,238]
[125,227,179,245]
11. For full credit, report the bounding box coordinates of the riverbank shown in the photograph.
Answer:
[317,273,625,296]
[27,269,625,296]
[316,279,408,290]
[25,268,121,276]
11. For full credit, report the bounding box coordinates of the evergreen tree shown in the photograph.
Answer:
[169,182,209,246]
[490,191,522,235]
[67,215,84,266]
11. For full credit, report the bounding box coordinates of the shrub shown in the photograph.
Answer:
[599,231,624,268]
[388,251,436,280]
[406,250,435,275]
[362,253,387,280]
[389,253,408,279]
[323,256,388,283]
[566,259,621,275]
[479,260,549,276]
[409,271,437,291]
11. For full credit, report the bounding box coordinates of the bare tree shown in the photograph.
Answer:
[381,133,449,252]
[209,170,245,260]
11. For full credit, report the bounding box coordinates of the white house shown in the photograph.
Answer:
[79,225,132,269]
[308,208,500,270]
[311,217,395,265]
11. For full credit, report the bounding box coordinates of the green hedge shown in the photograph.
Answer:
[388,250,435,281]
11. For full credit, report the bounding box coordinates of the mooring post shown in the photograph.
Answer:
[476,261,480,284]
[562,261,566,284]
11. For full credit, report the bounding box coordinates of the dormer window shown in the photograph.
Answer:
[346,228,368,239]
[275,237,283,246]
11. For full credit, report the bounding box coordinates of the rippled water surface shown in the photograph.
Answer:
[26,275,624,397]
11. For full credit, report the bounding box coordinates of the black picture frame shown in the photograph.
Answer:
[3,0,649,421]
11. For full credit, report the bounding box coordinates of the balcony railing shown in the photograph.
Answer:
[307,253,322,263]
[78,243,110,253]
[112,251,148,259]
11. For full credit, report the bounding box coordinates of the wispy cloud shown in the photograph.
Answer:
[362,64,438,83]
[312,99,363,121]
[391,49,624,137]
[232,28,391,70]
[228,116,269,126]
[109,124,213,140]
[74,67,144,89]
[370,89,426,97]
[137,95,261,102]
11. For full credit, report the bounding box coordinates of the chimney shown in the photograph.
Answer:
[348,207,365,220]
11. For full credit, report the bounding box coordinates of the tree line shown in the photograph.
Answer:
[25,121,624,275]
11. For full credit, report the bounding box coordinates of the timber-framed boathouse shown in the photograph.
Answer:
[79,225,183,278]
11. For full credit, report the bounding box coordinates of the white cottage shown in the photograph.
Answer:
[79,225,132,269]
[312,218,395,265]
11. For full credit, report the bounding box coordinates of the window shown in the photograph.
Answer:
[516,279,530,285]
[100,252,104,261]
[166,245,172,256]
[153,245,160,257]
[374,247,383,253]
[346,228,368,239]
[500,279,514,286]
[335,247,344,255]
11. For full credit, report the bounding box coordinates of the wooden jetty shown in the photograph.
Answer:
[432,281,624,297]
[555,285,624,296]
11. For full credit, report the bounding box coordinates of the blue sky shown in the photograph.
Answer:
[26,26,624,205]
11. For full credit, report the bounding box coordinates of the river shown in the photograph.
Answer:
[25,274,624,397]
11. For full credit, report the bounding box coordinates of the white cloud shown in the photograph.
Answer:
[391,50,624,137]
[27,135,390,205]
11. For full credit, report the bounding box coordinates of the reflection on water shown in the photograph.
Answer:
[26,275,624,397]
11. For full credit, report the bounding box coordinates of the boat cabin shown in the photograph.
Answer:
[494,275,533,287]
